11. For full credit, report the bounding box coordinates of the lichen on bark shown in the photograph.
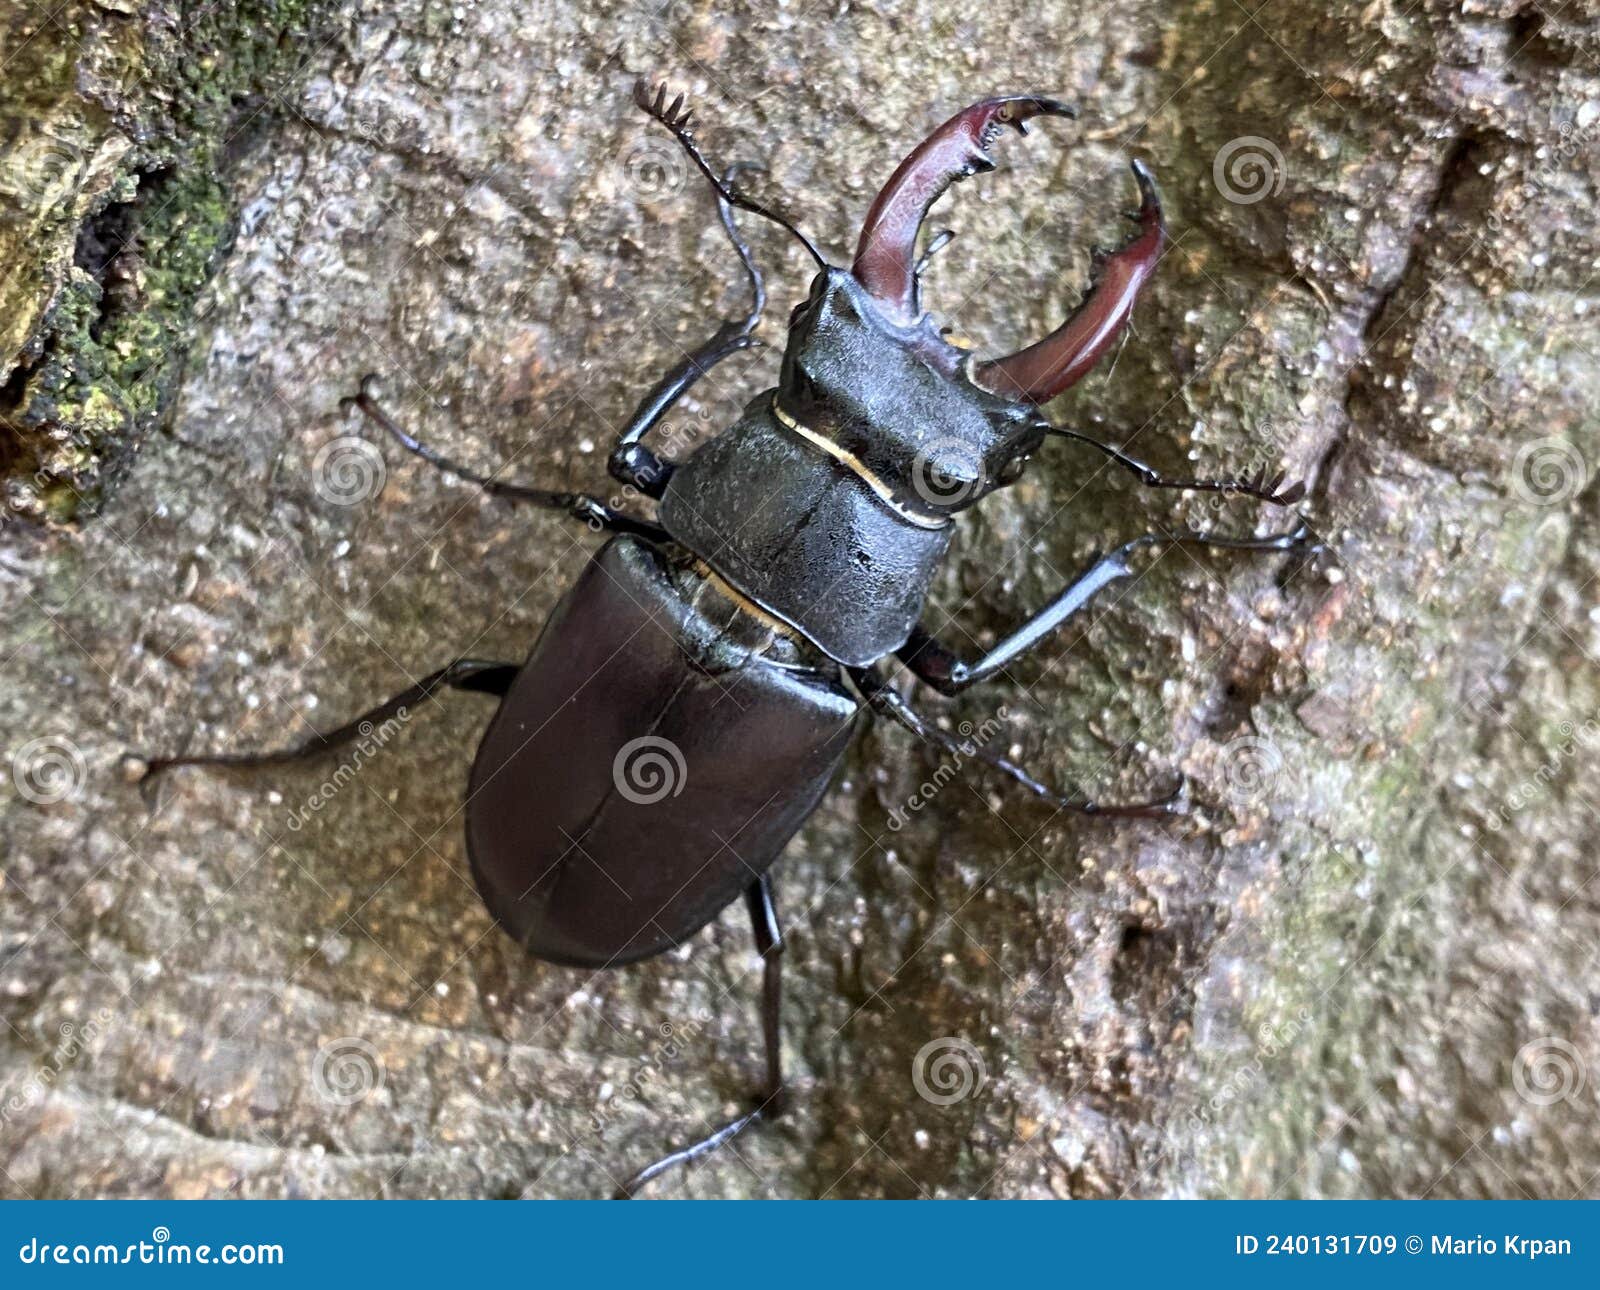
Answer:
[0,0,326,523]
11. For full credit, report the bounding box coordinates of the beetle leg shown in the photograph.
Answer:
[614,873,786,1198]
[608,161,769,499]
[1047,425,1307,507]
[341,377,666,539]
[897,523,1317,697]
[121,658,519,785]
[851,667,1185,819]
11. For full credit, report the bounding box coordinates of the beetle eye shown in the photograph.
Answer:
[998,453,1029,485]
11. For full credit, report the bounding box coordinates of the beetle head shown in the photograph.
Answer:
[780,269,1047,521]
[774,95,1166,521]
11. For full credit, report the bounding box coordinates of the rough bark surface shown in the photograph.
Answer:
[2,0,1598,1199]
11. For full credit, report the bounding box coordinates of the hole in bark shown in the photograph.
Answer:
[73,193,138,280]
[1112,923,1176,1001]
[1510,6,1542,43]
[74,166,174,345]
[0,364,30,473]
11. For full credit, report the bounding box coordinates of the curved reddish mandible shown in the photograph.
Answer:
[851,95,1075,324]
[972,160,1165,405]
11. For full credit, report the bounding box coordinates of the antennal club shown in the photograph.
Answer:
[632,80,829,269]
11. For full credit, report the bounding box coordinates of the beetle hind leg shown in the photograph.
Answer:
[614,874,787,1198]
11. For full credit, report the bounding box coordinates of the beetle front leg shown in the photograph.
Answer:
[897,524,1314,696]
[342,378,666,539]
[607,161,769,499]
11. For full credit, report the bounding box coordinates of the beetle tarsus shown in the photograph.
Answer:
[613,875,787,1199]
[851,667,1184,820]
[124,658,520,792]
[613,1104,773,1199]
[1076,775,1190,819]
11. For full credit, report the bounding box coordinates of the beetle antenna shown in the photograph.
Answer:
[632,80,829,269]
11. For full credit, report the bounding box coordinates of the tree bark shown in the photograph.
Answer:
[2,0,1597,1198]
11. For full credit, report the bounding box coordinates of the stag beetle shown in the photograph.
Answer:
[132,82,1310,1197]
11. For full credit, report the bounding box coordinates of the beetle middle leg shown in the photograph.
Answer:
[851,667,1183,818]
[615,873,786,1199]
[125,657,518,782]
[897,523,1315,697]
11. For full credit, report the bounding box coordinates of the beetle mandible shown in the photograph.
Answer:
[132,82,1311,1197]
